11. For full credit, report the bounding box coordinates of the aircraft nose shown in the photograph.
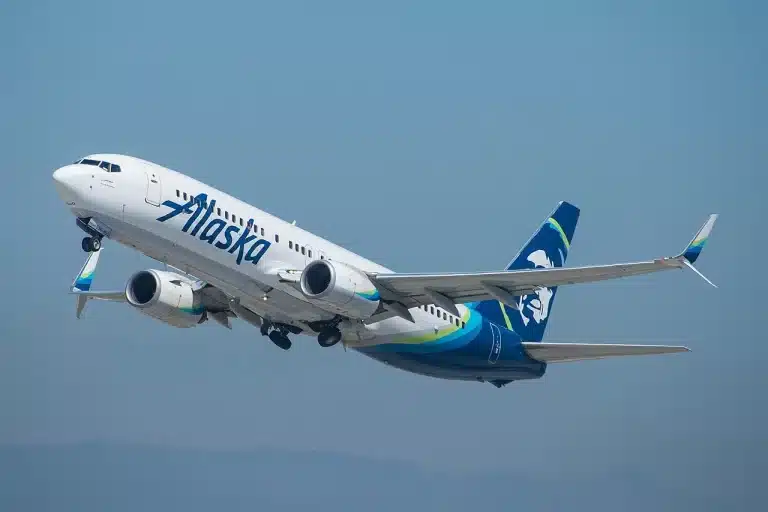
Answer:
[53,165,80,203]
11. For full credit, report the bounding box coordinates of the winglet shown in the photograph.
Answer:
[72,248,101,292]
[677,214,718,288]
[72,248,102,318]
[681,214,718,264]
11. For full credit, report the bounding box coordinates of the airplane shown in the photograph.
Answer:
[54,154,718,388]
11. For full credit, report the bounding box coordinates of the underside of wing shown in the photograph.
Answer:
[522,342,690,363]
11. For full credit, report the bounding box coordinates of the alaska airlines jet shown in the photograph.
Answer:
[53,154,717,387]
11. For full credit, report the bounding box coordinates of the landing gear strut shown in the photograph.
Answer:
[81,236,101,253]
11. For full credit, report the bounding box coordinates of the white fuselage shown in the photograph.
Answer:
[53,154,466,347]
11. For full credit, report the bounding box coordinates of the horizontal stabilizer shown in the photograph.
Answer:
[522,342,690,363]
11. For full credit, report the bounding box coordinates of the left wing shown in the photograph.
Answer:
[370,215,717,316]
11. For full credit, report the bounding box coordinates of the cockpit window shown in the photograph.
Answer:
[77,158,121,172]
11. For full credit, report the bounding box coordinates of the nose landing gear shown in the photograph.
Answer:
[77,218,104,253]
[81,236,101,253]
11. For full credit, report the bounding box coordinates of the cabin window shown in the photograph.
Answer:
[216,208,221,216]
[176,190,180,197]
[289,241,293,249]
[443,312,447,320]
[295,244,299,252]
[301,246,305,255]
[308,250,312,258]
[275,234,279,242]
[225,212,229,220]
[429,306,434,315]
[183,192,188,200]
[455,318,459,327]
[320,255,324,259]
[239,218,244,227]
[462,321,466,329]
[231,214,236,223]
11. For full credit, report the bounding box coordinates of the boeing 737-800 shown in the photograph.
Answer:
[53,154,717,387]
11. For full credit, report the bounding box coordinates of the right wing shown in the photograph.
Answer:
[523,342,690,363]
[369,215,718,320]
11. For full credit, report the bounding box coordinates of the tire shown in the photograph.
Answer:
[318,329,341,348]
[268,331,291,350]
[89,237,101,252]
[81,237,92,252]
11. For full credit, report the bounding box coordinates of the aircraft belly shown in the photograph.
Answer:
[354,312,546,382]
[92,212,334,324]
[359,350,545,382]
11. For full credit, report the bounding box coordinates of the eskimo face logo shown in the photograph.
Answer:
[155,193,271,266]
[518,249,554,326]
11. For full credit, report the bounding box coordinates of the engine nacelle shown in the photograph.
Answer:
[125,270,204,328]
[299,260,380,319]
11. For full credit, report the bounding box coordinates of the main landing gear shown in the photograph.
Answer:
[317,328,342,348]
[309,316,343,348]
[259,316,343,351]
[81,236,101,253]
[261,321,292,351]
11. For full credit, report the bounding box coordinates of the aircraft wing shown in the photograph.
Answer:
[369,215,717,319]
[522,342,690,362]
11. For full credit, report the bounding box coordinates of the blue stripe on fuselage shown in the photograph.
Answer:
[355,307,546,382]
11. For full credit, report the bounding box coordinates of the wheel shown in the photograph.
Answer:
[81,237,92,252]
[268,331,292,350]
[89,237,101,252]
[318,328,341,348]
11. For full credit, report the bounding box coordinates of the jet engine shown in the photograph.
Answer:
[299,260,380,319]
[125,270,204,328]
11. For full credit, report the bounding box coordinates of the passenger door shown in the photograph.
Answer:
[145,169,162,206]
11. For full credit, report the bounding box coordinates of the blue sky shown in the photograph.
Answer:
[1,0,765,508]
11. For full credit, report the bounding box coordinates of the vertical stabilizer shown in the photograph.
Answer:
[473,202,580,341]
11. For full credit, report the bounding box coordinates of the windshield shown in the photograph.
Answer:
[76,158,121,172]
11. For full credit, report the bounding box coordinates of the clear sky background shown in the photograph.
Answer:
[1,1,765,509]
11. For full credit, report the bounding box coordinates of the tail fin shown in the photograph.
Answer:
[474,201,580,341]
